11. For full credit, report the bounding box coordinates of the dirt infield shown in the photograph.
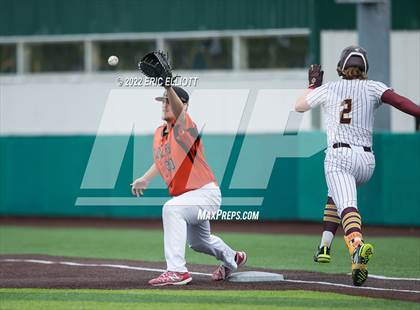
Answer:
[1,216,419,237]
[1,254,419,303]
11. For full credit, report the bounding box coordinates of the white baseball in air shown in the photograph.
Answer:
[108,55,119,66]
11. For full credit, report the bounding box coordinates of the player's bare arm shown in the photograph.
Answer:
[166,86,185,118]
[295,89,313,112]
[295,64,324,113]
[131,163,159,197]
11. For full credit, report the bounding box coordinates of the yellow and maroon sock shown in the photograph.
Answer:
[341,207,363,255]
[323,197,340,234]
[319,197,340,248]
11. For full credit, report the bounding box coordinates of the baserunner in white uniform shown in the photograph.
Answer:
[295,46,420,286]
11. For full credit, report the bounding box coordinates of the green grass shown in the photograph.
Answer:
[0,289,418,310]
[1,225,419,277]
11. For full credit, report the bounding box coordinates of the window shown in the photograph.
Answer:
[244,36,309,69]
[1,32,311,74]
[94,40,155,71]
[28,42,84,72]
[166,38,232,70]
[0,44,17,73]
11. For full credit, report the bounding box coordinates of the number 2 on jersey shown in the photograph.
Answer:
[340,99,352,124]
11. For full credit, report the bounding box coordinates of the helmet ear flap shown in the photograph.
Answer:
[337,66,343,77]
[337,57,345,77]
[337,48,348,77]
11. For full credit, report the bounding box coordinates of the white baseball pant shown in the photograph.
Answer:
[162,182,237,272]
[324,146,376,216]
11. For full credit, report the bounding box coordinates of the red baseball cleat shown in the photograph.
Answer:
[212,251,247,281]
[235,251,247,267]
[148,271,192,286]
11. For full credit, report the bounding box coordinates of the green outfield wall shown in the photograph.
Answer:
[0,0,419,36]
[0,133,419,226]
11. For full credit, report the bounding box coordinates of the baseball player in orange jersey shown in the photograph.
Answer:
[295,46,420,286]
[131,86,247,286]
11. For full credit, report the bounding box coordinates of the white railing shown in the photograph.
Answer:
[0,28,309,75]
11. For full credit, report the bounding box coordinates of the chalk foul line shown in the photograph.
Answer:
[1,258,419,294]
[0,258,211,276]
[346,273,420,282]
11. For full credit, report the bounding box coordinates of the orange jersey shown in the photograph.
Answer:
[153,112,217,196]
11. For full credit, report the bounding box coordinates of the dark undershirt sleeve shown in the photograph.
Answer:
[173,113,201,163]
[174,113,198,145]
[381,89,420,118]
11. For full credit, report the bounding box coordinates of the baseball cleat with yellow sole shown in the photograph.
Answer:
[313,246,331,263]
[351,243,374,286]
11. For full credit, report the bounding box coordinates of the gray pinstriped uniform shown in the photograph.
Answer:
[306,79,390,216]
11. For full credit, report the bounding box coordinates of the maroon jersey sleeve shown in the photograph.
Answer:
[381,90,420,118]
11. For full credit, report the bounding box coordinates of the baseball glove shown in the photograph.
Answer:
[308,64,324,88]
[138,51,173,86]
